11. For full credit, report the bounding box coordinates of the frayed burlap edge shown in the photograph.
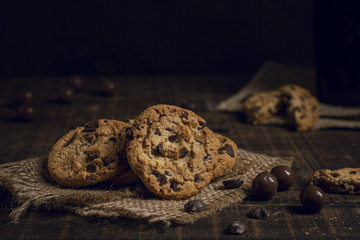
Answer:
[0,149,292,226]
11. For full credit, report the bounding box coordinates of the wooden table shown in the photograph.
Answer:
[1,76,359,239]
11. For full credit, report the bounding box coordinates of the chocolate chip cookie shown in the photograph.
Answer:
[311,168,360,194]
[279,84,319,131]
[48,119,130,187]
[212,133,237,179]
[126,104,226,199]
[243,90,284,123]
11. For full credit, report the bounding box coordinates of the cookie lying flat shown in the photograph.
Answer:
[311,168,360,194]
[48,119,130,187]
[127,104,229,199]
[279,84,319,132]
[243,90,284,123]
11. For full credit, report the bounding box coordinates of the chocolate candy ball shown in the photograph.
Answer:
[59,86,75,103]
[252,172,278,200]
[16,90,34,105]
[100,79,116,96]
[17,105,36,121]
[270,165,295,191]
[300,185,326,213]
[67,74,83,91]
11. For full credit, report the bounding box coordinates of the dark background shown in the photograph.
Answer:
[0,0,314,77]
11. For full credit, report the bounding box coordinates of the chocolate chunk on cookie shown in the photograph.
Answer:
[213,133,238,179]
[311,168,360,194]
[126,104,222,199]
[279,84,319,132]
[48,119,130,187]
[243,90,284,123]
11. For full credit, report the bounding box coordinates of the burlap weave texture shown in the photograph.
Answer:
[0,149,292,226]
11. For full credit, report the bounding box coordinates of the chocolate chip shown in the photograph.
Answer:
[100,79,116,96]
[170,181,179,192]
[151,170,167,185]
[165,170,172,176]
[203,154,211,161]
[198,121,206,130]
[83,134,95,144]
[17,105,36,121]
[83,122,97,132]
[224,221,247,235]
[154,129,162,136]
[218,144,234,157]
[109,137,117,142]
[247,207,270,219]
[58,86,75,104]
[102,157,114,166]
[86,174,97,181]
[223,178,244,189]
[153,144,164,155]
[179,147,188,158]
[350,171,357,174]
[86,163,97,173]
[166,128,174,132]
[67,74,83,91]
[63,133,77,147]
[87,150,99,160]
[133,124,141,130]
[125,127,133,140]
[16,90,34,105]
[184,200,206,212]
[194,175,202,183]
[169,135,177,142]
[180,112,188,119]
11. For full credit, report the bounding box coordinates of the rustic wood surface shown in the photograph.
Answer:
[0,76,359,239]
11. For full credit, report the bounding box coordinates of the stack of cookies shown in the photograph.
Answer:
[48,104,238,199]
[243,84,319,131]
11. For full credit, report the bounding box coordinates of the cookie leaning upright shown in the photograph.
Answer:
[279,84,319,132]
[243,90,284,123]
[48,119,130,187]
[126,104,226,199]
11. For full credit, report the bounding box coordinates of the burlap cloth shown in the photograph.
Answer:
[0,149,292,226]
[217,61,360,130]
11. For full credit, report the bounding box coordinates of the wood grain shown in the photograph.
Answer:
[1,76,360,239]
